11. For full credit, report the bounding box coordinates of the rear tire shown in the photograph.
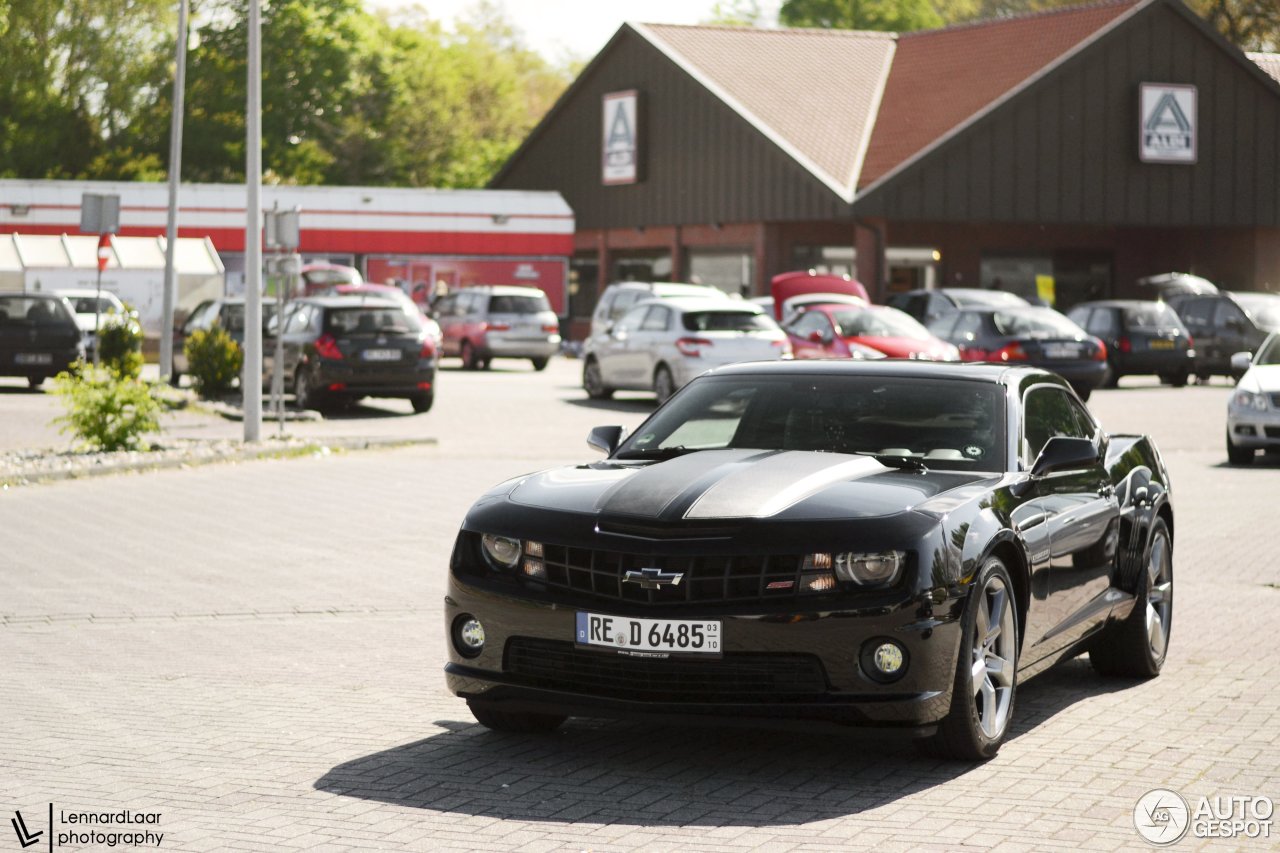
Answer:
[583,358,613,400]
[530,357,549,371]
[1089,518,1171,679]
[1102,367,1120,389]
[1160,368,1189,388]
[410,390,434,413]
[916,557,1019,761]
[1226,429,1254,465]
[467,700,565,734]
[461,341,480,371]
[653,365,676,405]
[293,368,319,411]
[27,376,44,390]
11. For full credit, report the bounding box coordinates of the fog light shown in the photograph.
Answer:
[454,615,485,658]
[861,638,908,683]
[522,558,546,579]
[874,642,904,674]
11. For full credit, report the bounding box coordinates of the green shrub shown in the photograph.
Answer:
[51,365,163,452]
[184,324,243,398]
[97,316,144,379]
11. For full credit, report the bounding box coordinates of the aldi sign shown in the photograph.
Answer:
[1139,83,1197,164]
[602,91,640,185]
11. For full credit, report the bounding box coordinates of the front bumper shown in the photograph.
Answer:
[1228,405,1280,450]
[444,572,965,730]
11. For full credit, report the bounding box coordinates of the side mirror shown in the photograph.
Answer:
[588,425,626,455]
[1230,351,1252,374]
[1029,436,1099,478]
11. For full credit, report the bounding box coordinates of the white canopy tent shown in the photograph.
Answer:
[0,233,225,337]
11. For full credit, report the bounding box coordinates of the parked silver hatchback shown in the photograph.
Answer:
[432,285,561,371]
[583,297,791,403]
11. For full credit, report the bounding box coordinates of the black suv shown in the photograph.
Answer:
[1165,291,1280,380]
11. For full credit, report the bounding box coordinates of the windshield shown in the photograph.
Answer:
[0,296,76,328]
[222,303,278,333]
[489,294,550,314]
[1255,334,1280,366]
[325,306,421,335]
[950,290,1026,307]
[68,296,118,314]
[992,308,1085,338]
[1234,293,1280,328]
[831,308,931,340]
[615,375,1006,471]
[1123,303,1183,329]
[682,311,775,332]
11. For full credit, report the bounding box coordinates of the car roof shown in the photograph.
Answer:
[457,285,549,296]
[55,288,118,299]
[1070,299,1170,310]
[704,359,1039,384]
[296,294,404,308]
[637,296,762,313]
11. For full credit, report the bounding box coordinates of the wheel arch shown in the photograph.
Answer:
[986,536,1030,652]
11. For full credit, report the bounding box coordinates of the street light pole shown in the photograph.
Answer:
[243,0,263,441]
[160,0,190,383]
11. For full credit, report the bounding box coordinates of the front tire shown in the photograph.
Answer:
[583,358,613,400]
[530,357,549,371]
[653,365,676,405]
[467,700,565,734]
[1226,429,1254,465]
[917,557,1019,761]
[1089,518,1172,678]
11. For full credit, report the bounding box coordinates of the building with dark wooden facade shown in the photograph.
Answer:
[492,0,1280,333]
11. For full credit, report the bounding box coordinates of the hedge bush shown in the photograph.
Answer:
[96,316,144,379]
[184,324,243,399]
[51,365,162,451]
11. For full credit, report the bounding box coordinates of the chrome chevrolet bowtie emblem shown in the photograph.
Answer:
[622,567,684,589]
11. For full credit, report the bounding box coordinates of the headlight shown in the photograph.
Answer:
[1233,390,1268,412]
[480,534,521,569]
[803,551,905,587]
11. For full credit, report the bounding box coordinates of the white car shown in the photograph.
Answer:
[1227,332,1280,465]
[583,298,791,403]
[56,288,132,358]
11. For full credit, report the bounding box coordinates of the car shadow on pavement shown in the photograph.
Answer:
[314,658,1139,826]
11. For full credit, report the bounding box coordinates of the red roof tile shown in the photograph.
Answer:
[859,0,1140,188]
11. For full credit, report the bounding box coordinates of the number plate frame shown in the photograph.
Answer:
[361,348,402,361]
[575,612,722,658]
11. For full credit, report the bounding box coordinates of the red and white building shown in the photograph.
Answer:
[0,179,575,313]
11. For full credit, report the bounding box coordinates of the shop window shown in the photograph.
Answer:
[981,252,1111,311]
[792,245,855,276]
[569,253,599,318]
[612,250,671,283]
[687,248,754,297]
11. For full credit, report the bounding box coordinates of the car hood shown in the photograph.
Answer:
[1241,364,1280,392]
[507,449,995,522]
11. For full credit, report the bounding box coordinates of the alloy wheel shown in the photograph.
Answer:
[971,575,1016,740]
[1146,531,1172,659]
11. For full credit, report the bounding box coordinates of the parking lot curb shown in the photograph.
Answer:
[0,436,438,488]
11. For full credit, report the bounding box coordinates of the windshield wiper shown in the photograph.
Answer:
[614,445,697,461]
[858,452,929,472]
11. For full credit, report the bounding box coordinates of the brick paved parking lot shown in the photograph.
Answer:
[1,360,1277,851]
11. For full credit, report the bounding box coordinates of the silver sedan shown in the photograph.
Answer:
[1226,332,1280,464]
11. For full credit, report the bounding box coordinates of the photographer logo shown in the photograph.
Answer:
[1134,788,1190,845]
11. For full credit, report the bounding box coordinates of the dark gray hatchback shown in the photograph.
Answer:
[265,295,438,413]
[0,294,82,388]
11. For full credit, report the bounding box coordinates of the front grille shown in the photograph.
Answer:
[1266,426,1280,439]
[506,637,829,701]
[1270,394,1280,409]
[539,544,807,605]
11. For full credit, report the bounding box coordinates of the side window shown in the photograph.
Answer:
[1214,301,1247,329]
[434,295,456,317]
[609,290,642,321]
[788,311,829,338]
[594,291,615,320]
[286,305,312,334]
[927,313,959,338]
[951,312,983,343]
[1065,306,1091,328]
[1023,387,1090,463]
[1091,309,1119,337]
[639,305,670,332]
[614,304,650,333]
[1179,298,1213,330]
[183,301,213,333]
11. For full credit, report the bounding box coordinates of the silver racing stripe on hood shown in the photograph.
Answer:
[684,451,884,519]
[594,449,771,518]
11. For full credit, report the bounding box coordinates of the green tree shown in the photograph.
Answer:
[705,0,767,26]
[1191,0,1279,51]
[779,0,944,32]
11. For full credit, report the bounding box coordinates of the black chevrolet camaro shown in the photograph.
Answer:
[444,361,1174,759]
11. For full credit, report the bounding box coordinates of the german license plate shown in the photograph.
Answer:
[1042,343,1080,359]
[14,353,52,365]
[1149,339,1175,350]
[361,349,401,361]
[575,612,721,656]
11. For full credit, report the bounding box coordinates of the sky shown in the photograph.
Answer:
[365,0,782,64]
